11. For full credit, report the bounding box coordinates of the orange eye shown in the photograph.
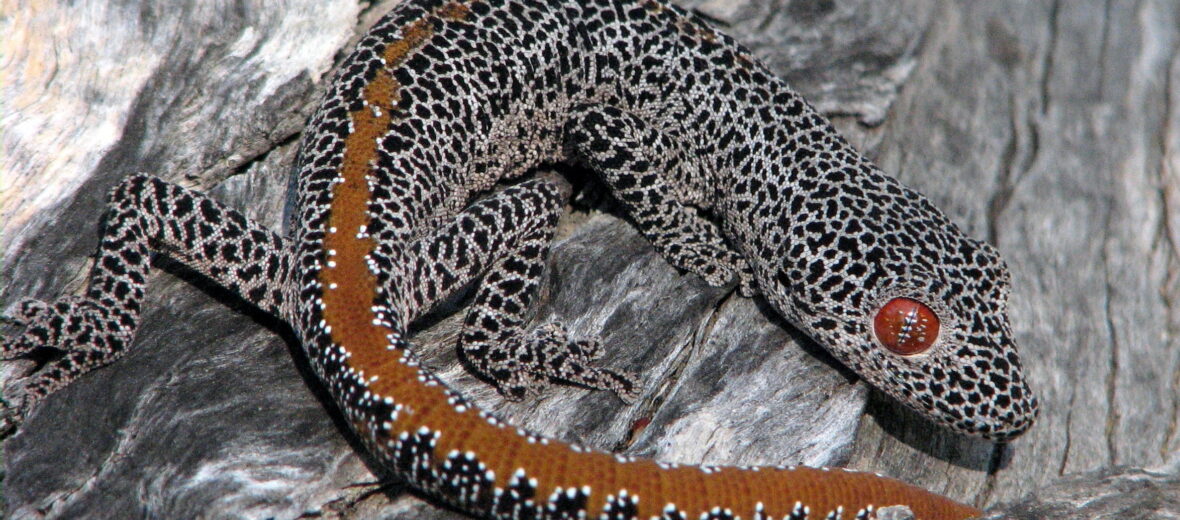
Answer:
[873,297,940,355]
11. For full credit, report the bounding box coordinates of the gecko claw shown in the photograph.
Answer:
[0,378,34,436]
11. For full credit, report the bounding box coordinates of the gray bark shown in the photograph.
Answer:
[1,0,1176,518]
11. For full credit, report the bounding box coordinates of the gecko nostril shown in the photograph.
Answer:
[873,297,940,356]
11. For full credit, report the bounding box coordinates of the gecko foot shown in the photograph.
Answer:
[676,243,757,297]
[1,296,135,429]
[476,323,639,404]
[732,257,758,297]
[0,381,32,436]
[2,296,130,359]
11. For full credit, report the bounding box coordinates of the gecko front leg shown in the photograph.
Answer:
[566,104,757,297]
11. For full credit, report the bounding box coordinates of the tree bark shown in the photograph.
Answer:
[1,0,1176,518]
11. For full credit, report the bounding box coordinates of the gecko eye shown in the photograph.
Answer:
[873,297,940,355]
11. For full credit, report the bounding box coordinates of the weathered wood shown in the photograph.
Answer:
[983,467,1180,519]
[1,0,1177,518]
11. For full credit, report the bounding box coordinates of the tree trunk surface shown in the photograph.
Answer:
[1,1,1176,518]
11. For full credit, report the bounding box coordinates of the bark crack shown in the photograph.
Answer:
[987,94,1038,245]
[976,442,1009,508]
[756,0,788,33]
[1038,0,1060,115]
[1058,386,1077,475]
[986,0,1055,245]
[1155,37,1180,462]
[1095,0,1112,97]
[987,97,1018,246]
[1101,206,1121,467]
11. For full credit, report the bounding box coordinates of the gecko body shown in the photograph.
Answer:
[4,0,1038,518]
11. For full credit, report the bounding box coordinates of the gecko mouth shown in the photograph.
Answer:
[932,379,1039,441]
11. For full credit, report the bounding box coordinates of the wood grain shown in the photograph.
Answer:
[2,0,1176,518]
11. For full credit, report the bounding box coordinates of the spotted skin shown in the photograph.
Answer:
[3,176,292,415]
[1,0,1039,517]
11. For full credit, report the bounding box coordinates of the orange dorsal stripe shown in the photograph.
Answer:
[315,3,982,520]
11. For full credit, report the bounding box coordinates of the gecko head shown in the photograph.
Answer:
[764,173,1039,442]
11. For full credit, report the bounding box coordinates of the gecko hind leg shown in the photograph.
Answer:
[2,175,292,429]
[401,179,637,402]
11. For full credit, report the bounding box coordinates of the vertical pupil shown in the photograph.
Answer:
[873,297,940,355]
